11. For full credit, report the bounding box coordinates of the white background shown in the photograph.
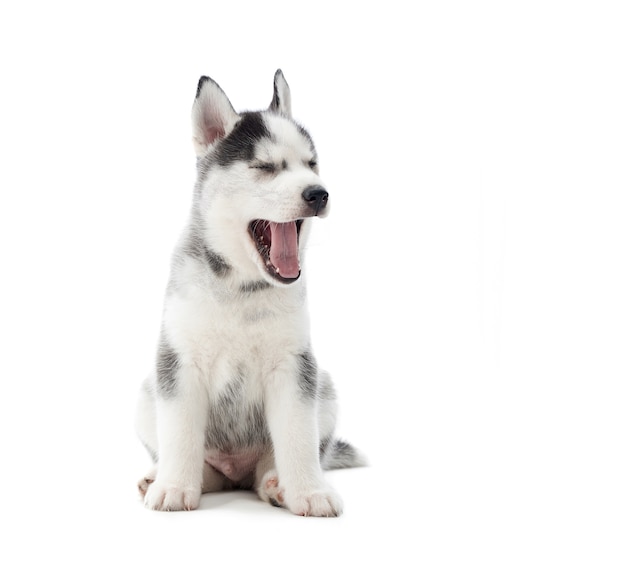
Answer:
[1,1,625,586]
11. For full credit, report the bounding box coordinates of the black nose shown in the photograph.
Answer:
[302,185,329,215]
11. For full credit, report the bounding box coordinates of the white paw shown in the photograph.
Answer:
[285,486,343,517]
[257,469,285,508]
[144,480,201,511]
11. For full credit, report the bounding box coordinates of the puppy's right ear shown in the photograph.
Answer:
[192,76,239,157]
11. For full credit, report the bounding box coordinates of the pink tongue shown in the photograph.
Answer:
[269,221,300,278]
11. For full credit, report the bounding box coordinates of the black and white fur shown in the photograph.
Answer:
[136,70,364,516]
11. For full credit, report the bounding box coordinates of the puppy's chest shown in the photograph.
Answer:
[173,288,306,369]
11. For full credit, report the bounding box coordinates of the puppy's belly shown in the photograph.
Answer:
[204,448,262,482]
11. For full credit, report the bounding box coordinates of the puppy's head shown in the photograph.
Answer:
[191,70,328,285]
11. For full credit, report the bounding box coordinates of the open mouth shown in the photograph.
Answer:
[248,219,304,283]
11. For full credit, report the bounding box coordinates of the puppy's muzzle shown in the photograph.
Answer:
[302,185,329,216]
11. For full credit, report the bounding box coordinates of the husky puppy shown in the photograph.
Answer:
[136,70,364,516]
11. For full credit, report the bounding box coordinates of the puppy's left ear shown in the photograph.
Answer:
[269,69,292,117]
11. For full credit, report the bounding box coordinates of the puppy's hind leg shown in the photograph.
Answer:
[202,462,229,493]
[136,376,159,498]
[138,465,157,498]
[254,452,285,509]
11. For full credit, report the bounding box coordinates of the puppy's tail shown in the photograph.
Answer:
[320,438,368,470]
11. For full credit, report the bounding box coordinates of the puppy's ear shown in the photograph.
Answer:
[192,76,239,157]
[269,69,292,117]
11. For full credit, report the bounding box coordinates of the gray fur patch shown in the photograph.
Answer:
[297,351,318,399]
[205,376,269,451]
[204,248,231,276]
[320,438,366,470]
[239,280,272,294]
[156,338,179,398]
[181,220,232,277]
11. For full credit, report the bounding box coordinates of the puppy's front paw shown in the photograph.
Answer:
[144,481,200,511]
[285,487,343,517]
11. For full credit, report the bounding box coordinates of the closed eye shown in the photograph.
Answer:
[251,162,277,173]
